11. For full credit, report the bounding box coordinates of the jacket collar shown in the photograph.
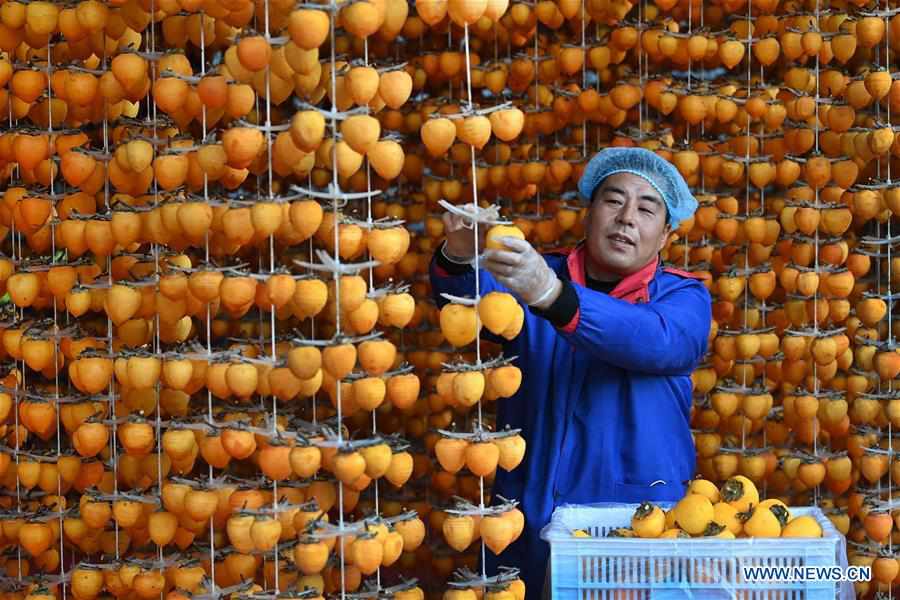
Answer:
[566,243,657,304]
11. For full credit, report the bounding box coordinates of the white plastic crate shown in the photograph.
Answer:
[540,503,853,600]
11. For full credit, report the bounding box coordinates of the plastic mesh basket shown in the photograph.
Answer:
[539,503,852,600]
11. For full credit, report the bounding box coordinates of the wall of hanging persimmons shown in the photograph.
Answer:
[2,0,900,597]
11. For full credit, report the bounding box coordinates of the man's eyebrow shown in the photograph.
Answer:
[600,185,663,205]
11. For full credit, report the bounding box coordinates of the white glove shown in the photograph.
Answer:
[482,237,562,309]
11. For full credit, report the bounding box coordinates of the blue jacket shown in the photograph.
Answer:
[429,242,712,599]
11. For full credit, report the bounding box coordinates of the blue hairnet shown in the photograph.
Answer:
[577,147,698,230]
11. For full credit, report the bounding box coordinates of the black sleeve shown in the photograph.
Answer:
[529,277,580,328]
[434,240,474,276]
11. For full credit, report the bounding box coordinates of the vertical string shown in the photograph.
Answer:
[152,18,165,589]
[758,52,768,500]
[327,5,347,597]
[462,21,488,579]
[811,1,820,508]
[9,65,20,585]
[637,0,643,142]
[685,0,692,146]
[261,0,280,589]
[883,0,893,557]
[3,55,22,587]
[309,231,317,425]
[146,2,162,585]
[45,31,67,600]
[580,0,587,159]
[1,32,19,586]
[12,231,19,582]
[362,36,383,591]
[198,11,217,596]
[107,13,120,563]
[741,0,752,453]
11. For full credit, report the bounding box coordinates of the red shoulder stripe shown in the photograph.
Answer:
[663,266,710,280]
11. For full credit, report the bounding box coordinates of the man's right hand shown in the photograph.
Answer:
[441,203,488,261]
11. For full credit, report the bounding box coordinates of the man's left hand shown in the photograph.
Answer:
[482,237,562,309]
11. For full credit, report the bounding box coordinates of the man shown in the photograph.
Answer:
[429,147,713,599]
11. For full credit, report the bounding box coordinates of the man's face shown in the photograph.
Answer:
[585,172,671,278]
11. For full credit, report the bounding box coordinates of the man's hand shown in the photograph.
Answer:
[441,203,488,261]
[483,236,562,309]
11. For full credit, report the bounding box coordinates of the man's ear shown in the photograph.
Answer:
[658,223,673,253]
